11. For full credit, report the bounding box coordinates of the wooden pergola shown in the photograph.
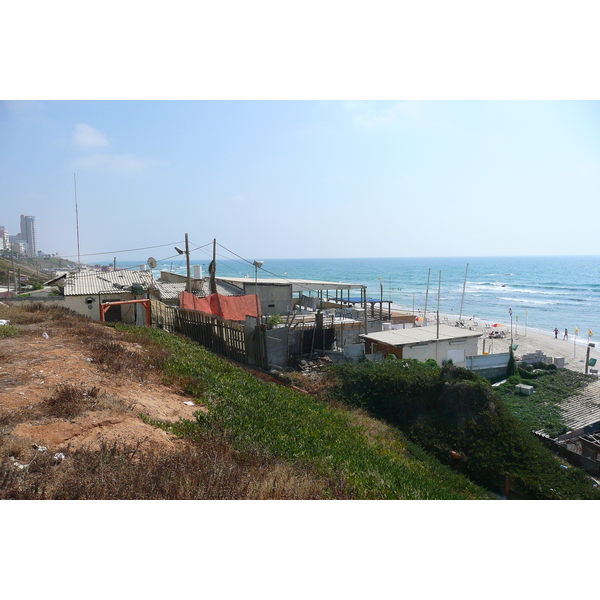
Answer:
[100,299,151,326]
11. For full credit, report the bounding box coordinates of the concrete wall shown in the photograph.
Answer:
[244,282,293,316]
[158,271,204,293]
[466,352,511,378]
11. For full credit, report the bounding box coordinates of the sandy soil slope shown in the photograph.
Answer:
[0,319,205,455]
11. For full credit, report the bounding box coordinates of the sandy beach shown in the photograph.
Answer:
[435,315,600,375]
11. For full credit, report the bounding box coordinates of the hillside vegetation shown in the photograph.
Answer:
[0,254,78,289]
[326,359,600,499]
[2,303,598,499]
[0,303,489,499]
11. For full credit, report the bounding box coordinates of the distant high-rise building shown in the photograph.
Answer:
[20,215,36,257]
[0,226,9,252]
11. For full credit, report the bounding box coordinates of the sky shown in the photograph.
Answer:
[1,3,599,265]
[1,100,599,263]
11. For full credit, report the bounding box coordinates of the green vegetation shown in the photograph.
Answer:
[327,360,600,499]
[494,363,590,437]
[266,313,283,328]
[0,324,20,339]
[121,326,491,499]
[0,254,76,288]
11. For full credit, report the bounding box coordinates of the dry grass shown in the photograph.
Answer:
[86,338,170,382]
[43,383,103,419]
[0,434,355,500]
[0,302,84,326]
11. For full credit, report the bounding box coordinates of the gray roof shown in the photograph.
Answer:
[158,271,244,297]
[156,282,187,301]
[216,276,365,294]
[361,324,482,347]
[155,279,243,301]
[63,269,161,297]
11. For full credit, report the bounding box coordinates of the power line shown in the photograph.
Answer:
[215,242,350,295]
[61,241,185,259]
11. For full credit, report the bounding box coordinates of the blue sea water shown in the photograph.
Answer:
[108,256,599,340]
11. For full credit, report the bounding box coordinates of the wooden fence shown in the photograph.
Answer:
[159,306,266,368]
[153,306,332,370]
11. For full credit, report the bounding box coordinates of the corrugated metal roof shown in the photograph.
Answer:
[63,269,158,296]
[216,276,364,293]
[560,378,600,431]
[361,324,482,347]
[156,282,186,301]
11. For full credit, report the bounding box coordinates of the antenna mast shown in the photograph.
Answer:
[74,173,82,269]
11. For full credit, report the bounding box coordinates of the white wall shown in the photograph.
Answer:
[63,293,131,321]
[402,337,479,367]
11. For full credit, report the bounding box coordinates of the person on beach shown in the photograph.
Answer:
[564,328,568,340]
[554,327,559,338]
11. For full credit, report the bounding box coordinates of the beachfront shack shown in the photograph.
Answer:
[360,324,482,368]
[214,275,368,317]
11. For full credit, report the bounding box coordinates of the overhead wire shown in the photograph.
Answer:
[61,241,185,259]
[57,238,362,296]
[215,242,361,295]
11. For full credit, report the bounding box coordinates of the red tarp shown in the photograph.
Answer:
[180,291,262,321]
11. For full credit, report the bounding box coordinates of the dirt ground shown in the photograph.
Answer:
[0,317,206,456]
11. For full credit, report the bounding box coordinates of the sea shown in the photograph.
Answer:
[103,255,599,343]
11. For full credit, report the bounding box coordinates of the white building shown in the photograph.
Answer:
[360,324,482,368]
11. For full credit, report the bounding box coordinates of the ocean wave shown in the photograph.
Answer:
[498,297,556,305]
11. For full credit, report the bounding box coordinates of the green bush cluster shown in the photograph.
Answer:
[328,359,600,499]
[0,324,20,339]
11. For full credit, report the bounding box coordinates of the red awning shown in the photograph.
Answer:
[180,291,262,321]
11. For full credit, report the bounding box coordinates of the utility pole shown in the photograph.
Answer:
[209,238,217,294]
[185,233,191,293]
[363,286,369,339]
[174,234,192,293]
[436,271,441,365]
[424,268,431,325]
[11,247,17,293]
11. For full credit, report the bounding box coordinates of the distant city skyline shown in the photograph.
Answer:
[0,214,38,257]
[2,101,599,263]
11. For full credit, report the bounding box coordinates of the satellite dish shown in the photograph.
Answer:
[147,257,157,269]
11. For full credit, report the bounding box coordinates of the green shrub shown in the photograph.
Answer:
[328,358,600,499]
[0,324,20,339]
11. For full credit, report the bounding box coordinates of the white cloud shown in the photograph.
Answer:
[3,100,45,115]
[70,153,163,173]
[73,123,110,148]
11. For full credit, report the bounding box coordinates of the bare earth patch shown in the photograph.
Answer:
[0,320,206,456]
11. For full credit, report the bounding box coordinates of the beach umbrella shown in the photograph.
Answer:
[492,323,503,328]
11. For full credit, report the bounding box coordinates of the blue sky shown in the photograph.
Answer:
[1,100,598,262]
